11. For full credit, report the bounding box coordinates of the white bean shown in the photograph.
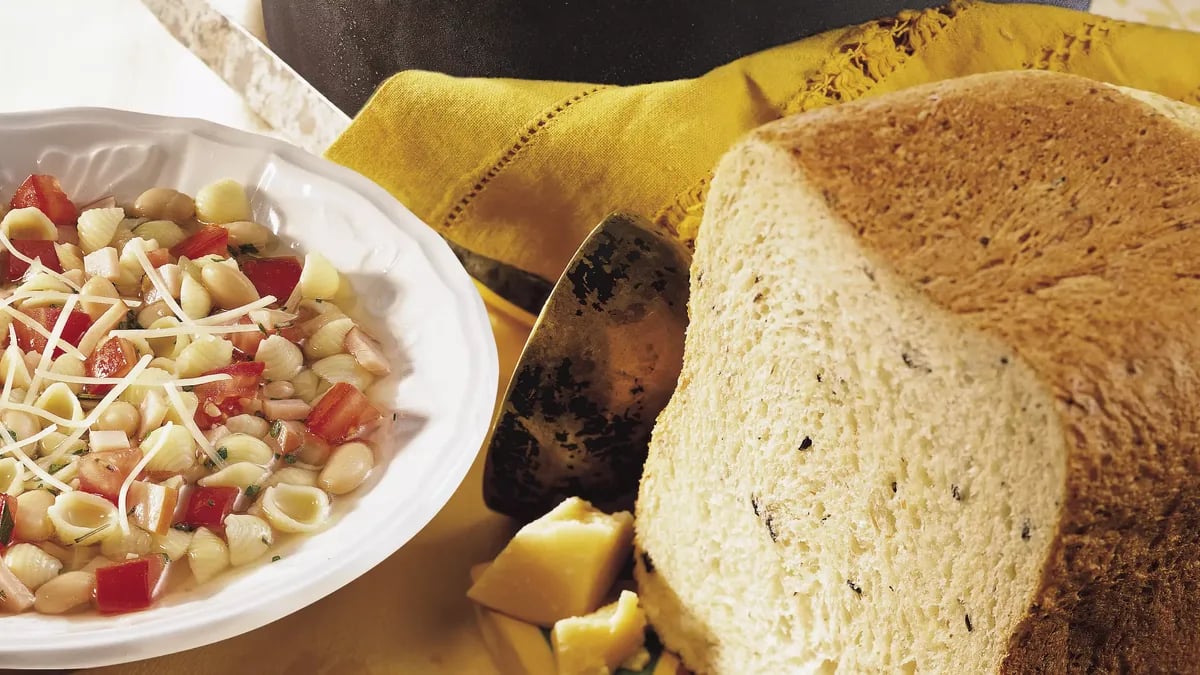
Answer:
[33,571,96,615]
[94,401,140,437]
[318,442,374,495]
[201,264,259,309]
[132,187,195,222]
[262,380,294,399]
[222,221,271,251]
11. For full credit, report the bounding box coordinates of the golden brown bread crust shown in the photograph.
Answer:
[759,70,1200,674]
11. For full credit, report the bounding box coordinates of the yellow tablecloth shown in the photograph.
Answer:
[6,2,1195,674]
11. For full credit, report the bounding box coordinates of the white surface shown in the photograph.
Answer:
[0,108,498,669]
[0,0,270,132]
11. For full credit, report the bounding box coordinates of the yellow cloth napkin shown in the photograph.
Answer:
[62,3,1199,675]
[327,0,1200,315]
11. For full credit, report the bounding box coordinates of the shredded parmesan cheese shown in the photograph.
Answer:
[116,421,173,535]
[0,425,70,492]
[56,355,153,451]
[0,306,86,360]
[110,323,262,339]
[131,245,192,325]
[193,295,278,326]
[0,232,82,291]
[75,302,128,358]
[35,369,233,387]
[163,383,224,468]
[23,296,79,406]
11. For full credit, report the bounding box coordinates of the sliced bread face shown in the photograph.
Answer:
[635,70,1200,674]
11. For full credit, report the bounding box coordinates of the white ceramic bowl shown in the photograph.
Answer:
[0,108,498,669]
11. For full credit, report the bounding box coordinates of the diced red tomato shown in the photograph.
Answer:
[176,486,238,531]
[77,448,143,504]
[192,361,264,429]
[0,240,64,283]
[9,174,77,226]
[170,224,228,259]
[95,556,165,614]
[0,495,17,550]
[240,256,301,305]
[12,307,92,357]
[84,337,137,395]
[146,248,172,268]
[228,317,266,358]
[306,382,383,443]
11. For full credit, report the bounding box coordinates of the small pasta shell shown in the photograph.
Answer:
[15,273,73,303]
[289,369,319,404]
[263,467,319,489]
[33,382,84,426]
[225,514,273,566]
[78,276,122,321]
[77,207,125,254]
[195,178,252,224]
[260,484,331,534]
[180,272,212,320]
[38,431,85,459]
[225,414,269,438]
[152,527,193,562]
[0,457,25,496]
[33,571,95,615]
[318,442,375,495]
[3,543,63,591]
[255,334,303,381]
[133,219,187,249]
[303,316,354,360]
[174,335,234,378]
[100,527,153,560]
[146,316,191,359]
[1,207,58,241]
[14,489,55,541]
[220,433,273,465]
[199,461,267,490]
[162,391,200,427]
[311,354,375,392]
[0,344,32,389]
[119,367,173,408]
[55,242,85,273]
[299,252,340,300]
[48,355,86,395]
[140,424,196,473]
[47,491,120,545]
[187,526,230,583]
[3,410,39,442]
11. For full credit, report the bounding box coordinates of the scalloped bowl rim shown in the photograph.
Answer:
[0,107,498,669]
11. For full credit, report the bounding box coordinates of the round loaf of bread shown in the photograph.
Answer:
[634,70,1200,673]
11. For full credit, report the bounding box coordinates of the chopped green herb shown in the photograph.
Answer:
[159,553,171,565]
[173,523,195,532]
[284,454,298,464]
[256,322,268,335]
[205,499,216,508]
[0,499,14,544]
[6,430,16,441]
[217,447,229,461]
[269,420,282,438]
[260,536,270,546]
[117,310,139,331]
[244,485,261,499]
[273,453,281,460]
[47,462,67,474]
[271,556,281,562]
[72,448,87,456]
[74,523,111,544]
[182,385,194,392]
[238,244,259,255]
